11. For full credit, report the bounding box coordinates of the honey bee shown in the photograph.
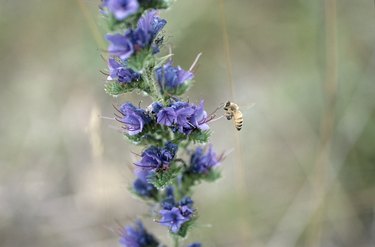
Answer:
[223,101,243,131]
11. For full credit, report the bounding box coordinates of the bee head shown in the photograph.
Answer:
[224,101,231,108]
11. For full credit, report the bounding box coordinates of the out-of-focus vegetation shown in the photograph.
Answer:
[0,0,374,246]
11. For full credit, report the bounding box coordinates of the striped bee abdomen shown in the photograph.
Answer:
[234,111,243,131]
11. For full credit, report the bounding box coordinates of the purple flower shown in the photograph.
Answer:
[157,107,176,126]
[147,102,163,115]
[133,169,157,198]
[133,10,166,52]
[116,102,151,135]
[171,101,195,132]
[159,188,194,233]
[108,58,140,83]
[187,243,202,247]
[159,207,190,233]
[136,142,178,170]
[153,100,211,134]
[119,220,159,247]
[136,146,162,169]
[125,29,149,52]
[103,0,139,21]
[106,10,166,60]
[190,145,220,174]
[161,186,176,210]
[162,142,178,162]
[138,10,167,39]
[106,33,134,60]
[133,178,157,198]
[156,61,194,94]
[179,196,194,208]
[190,100,210,131]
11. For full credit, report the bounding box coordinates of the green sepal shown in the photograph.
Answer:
[148,165,181,190]
[202,169,221,182]
[164,80,192,96]
[104,81,140,97]
[188,130,211,144]
[127,49,155,72]
[104,12,142,32]
[141,0,172,9]
[177,169,221,196]
[173,130,210,145]
[175,81,192,95]
[172,216,197,238]
[124,124,172,146]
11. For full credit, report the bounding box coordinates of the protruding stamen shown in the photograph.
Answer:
[113,104,125,116]
[133,162,156,169]
[189,52,202,72]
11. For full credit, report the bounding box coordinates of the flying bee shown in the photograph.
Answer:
[223,101,243,131]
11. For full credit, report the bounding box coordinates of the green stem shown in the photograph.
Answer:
[142,66,163,102]
[173,235,179,247]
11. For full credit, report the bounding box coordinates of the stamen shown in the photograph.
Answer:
[99,70,109,76]
[219,148,234,162]
[115,118,127,124]
[113,104,125,116]
[174,158,187,167]
[98,115,115,120]
[130,151,142,157]
[207,103,225,118]
[114,113,123,119]
[168,45,173,63]
[100,54,107,63]
[133,163,156,169]
[199,114,216,125]
[189,52,202,72]
[207,115,224,123]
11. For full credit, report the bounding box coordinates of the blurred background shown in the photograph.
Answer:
[0,0,374,246]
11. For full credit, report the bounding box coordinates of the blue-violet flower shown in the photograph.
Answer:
[189,145,220,174]
[159,188,195,233]
[157,107,177,126]
[108,58,141,83]
[136,142,178,170]
[116,102,151,135]
[133,169,157,198]
[190,100,210,131]
[119,220,159,247]
[155,61,194,94]
[187,243,202,247]
[102,0,139,21]
[106,10,166,60]
[156,100,211,134]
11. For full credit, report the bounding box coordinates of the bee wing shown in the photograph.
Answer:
[240,103,256,113]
